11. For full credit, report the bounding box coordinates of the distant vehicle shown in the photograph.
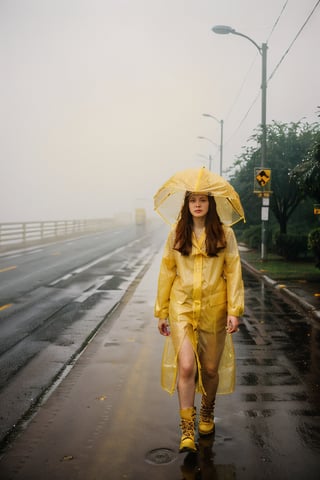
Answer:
[135,208,146,225]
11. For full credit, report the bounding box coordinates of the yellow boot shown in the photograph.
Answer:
[179,407,197,453]
[198,396,215,436]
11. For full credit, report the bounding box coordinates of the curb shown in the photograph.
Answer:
[241,258,320,322]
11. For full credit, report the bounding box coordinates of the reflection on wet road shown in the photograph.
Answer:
[176,269,320,479]
[195,269,320,480]
[0,258,319,480]
[242,270,320,396]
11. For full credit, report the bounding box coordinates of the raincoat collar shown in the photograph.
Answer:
[191,230,207,257]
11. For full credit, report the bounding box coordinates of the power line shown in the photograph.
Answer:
[226,0,292,145]
[224,92,260,148]
[268,0,320,82]
[225,0,319,150]
[224,56,258,123]
[266,0,289,42]
[224,0,290,145]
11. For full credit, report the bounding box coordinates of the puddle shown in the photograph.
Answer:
[145,448,177,465]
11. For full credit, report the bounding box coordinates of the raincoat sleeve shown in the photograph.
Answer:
[223,227,244,317]
[154,229,177,319]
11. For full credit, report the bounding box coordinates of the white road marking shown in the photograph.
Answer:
[75,275,113,303]
[49,238,141,287]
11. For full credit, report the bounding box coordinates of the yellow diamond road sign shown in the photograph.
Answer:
[256,169,271,186]
[254,168,272,195]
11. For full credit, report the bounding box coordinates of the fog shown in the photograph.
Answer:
[1,0,319,222]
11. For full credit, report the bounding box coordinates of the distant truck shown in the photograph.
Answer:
[135,208,146,225]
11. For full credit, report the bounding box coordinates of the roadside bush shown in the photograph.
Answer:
[239,224,273,250]
[308,227,320,268]
[240,225,261,249]
[274,232,308,260]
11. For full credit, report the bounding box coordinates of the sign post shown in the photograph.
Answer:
[314,204,320,215]
[253,168,272,260]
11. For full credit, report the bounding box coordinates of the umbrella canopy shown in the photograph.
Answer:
[154,167,245,226]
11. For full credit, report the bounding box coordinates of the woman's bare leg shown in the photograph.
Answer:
[177,334,197,409]
[198,329,225,402]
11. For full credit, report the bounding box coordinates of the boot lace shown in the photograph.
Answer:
[200,399,215,423]
[181,418,194,439]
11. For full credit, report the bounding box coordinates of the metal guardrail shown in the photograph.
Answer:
[0,219,114,250]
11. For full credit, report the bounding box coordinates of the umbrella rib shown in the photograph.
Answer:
[153,167,245,226]
[226,197,245,224]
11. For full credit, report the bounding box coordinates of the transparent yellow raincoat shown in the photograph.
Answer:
[154,224,244,395]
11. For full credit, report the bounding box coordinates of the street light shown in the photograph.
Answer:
[212,24,268,261]
[196,153,211,170]
[196,153,210,161]
[197,136,219,171]
[202,113,224,176]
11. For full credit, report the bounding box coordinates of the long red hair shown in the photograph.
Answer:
[174,193,226,256]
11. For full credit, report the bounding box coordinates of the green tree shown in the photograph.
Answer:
[230,121,320,234]
[289,109,320,269]
[290,109,320,202]
[230,145,260,227]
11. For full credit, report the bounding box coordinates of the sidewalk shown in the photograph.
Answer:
[239,246,320,322]
[0,252,181,480]
[0,251,319,479]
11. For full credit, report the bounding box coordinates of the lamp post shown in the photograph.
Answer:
[212,25,268,261]
[196,153,211,169]
[197,136,219,171]
[202,113,224,176]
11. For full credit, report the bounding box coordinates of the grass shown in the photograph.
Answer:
[240,248,320,283]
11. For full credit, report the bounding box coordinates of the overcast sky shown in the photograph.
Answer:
[1,0,319,222]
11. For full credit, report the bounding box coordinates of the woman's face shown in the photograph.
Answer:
[188,194,209,219]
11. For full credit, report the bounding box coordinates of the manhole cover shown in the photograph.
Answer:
[145,448,177,465]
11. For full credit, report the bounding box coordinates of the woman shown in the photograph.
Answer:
[155,191,244,453]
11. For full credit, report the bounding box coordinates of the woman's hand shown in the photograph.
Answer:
[226,315,239,334]
[158,318,171,336]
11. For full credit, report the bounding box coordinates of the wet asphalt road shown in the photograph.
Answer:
[0,222,165,446]
[0,248,319,479]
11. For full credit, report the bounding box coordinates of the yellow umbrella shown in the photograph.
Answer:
[154,166,245,226]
